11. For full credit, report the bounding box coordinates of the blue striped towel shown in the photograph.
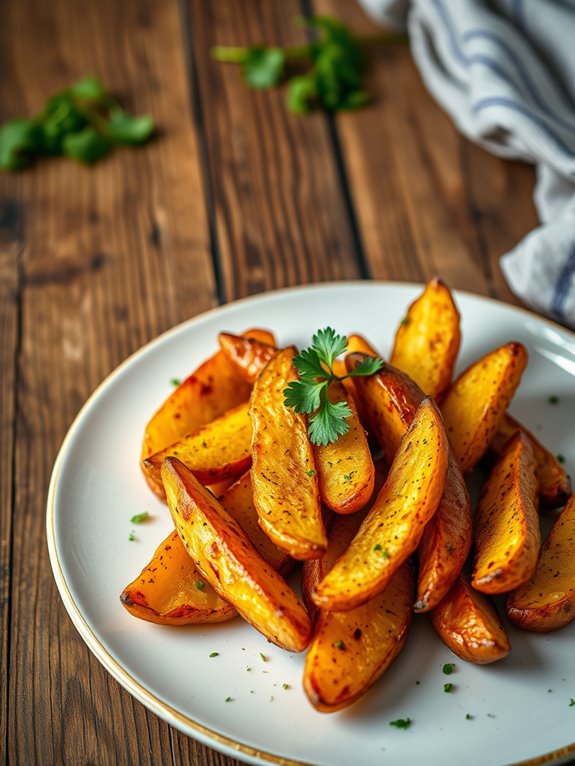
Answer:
[358,0,575,329]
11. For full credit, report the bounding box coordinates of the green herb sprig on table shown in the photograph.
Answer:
[0,76,154,170]
[211,15,407,114]
[283,327,383,446]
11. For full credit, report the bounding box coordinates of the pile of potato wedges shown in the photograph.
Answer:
[121,278,574,713]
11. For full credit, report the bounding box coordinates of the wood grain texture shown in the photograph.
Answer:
[314,0,537,298]
[188,0,362,300]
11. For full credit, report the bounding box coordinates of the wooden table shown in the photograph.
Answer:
[0,1,548,764]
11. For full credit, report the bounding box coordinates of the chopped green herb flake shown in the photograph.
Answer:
[390,718,411,729]
[306,469,317,477]
[442,663,454,675]
[260,653,268,662]
[343,471,355,483]
[195,581,205,590]
[170,378,182,387]
[569,698,575,707]
[548,395,560,405]
[443,683,454,693]
[128,531,136,542]
[130,512,150,524]
[225,696,233,702]
[373,543,382,551]
[465,714,473,720]
[335,640,346,650]
[282,683,290,690]
[487,713,496,718]
[209,652,219,658]
[557,454,565,464]
[400,317,410,327]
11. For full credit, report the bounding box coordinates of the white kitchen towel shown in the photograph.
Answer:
[358,0,575,328]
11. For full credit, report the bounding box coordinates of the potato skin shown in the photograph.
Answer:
[313,381,375,514]
[250,347,327,560]
[431,576,511,664]
[312,398,448,612]
[441,342,528,473]
[491,413,571,509]
[390,277,461,401]
[348,357,471,613]
[218,332,277,384]
[162,457,312,652]
[472,432,540,594]
[120,530,237,625]
[143,403,252,495]
[506,493,575,632]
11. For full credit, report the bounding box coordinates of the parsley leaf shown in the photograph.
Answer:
[211,15,407,115]
[283,327,383,445]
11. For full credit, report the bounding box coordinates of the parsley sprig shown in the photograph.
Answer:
[283,327,382,446]
[211,15,407,114]
[0,76,154,170]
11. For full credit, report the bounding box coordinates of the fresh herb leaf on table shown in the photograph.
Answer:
[211,15,407,114]
[0,76,155,170]
[284,327,383,446]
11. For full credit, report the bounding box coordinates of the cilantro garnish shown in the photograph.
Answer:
[442,663,455,675]
[0,76,154,170]
[211,16,407,115]
[130,512,150,524]
[389,718,411,729]
[283,327,382,445]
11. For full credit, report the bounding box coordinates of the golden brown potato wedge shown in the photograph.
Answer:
[304,512,414,712]
[120,530,237,625]
[431,576,511,664]
[390,277,461,401]
[313,381,374,514]
[143,403,252,494]
[221,471,293,576]
[506,493,575,632]
[491,413,571,509]
[162,457,312,652]
[141,328,275,499]
[348,356,472,612]
[250,347,327,560]
[441,342,528,473]
[312,398,449,612]
[218,332,278,384]
[472,432,540,594]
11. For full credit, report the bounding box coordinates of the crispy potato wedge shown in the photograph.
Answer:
[348,356,472,612]
[250,347,327,560]
[441,342,528,473]
[313,381,374,514]
[491,413,571,509]
[218,332,278,384]
[303,512,414,712]
[431,576,511,664]
[141,328,274,499]
[312,398,449,612]
[143,403,252,493]
[506,493,575,632]
[390,277,461,400]
[162,457,312,651]
[472,432,540,594]
[120,530,237,625]
[222,471,293,576]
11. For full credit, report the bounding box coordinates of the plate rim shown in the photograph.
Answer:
[46,280,575,766]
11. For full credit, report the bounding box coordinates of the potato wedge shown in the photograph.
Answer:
[313,381,374,514]
[304,526,414,711]
[441,342,528,473]
[143,403,252,493]
[472,432,540,594]
[162,457,312,651]
[431,576,511,664]
[390,277,461,400]
[506,493,575,632]
[218,332,277,383]
[348,356,472,612]
[491,413,571,509]
[312,397,449,612]
[222,471,293,576]
[250,347,327,560]
[120,530,237,625]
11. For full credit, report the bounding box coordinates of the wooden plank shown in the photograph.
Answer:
[313,0,537,299]
[188,0,362,300]
[0,0,220,763]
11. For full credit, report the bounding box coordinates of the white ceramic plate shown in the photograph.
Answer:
[47,282,575,766]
